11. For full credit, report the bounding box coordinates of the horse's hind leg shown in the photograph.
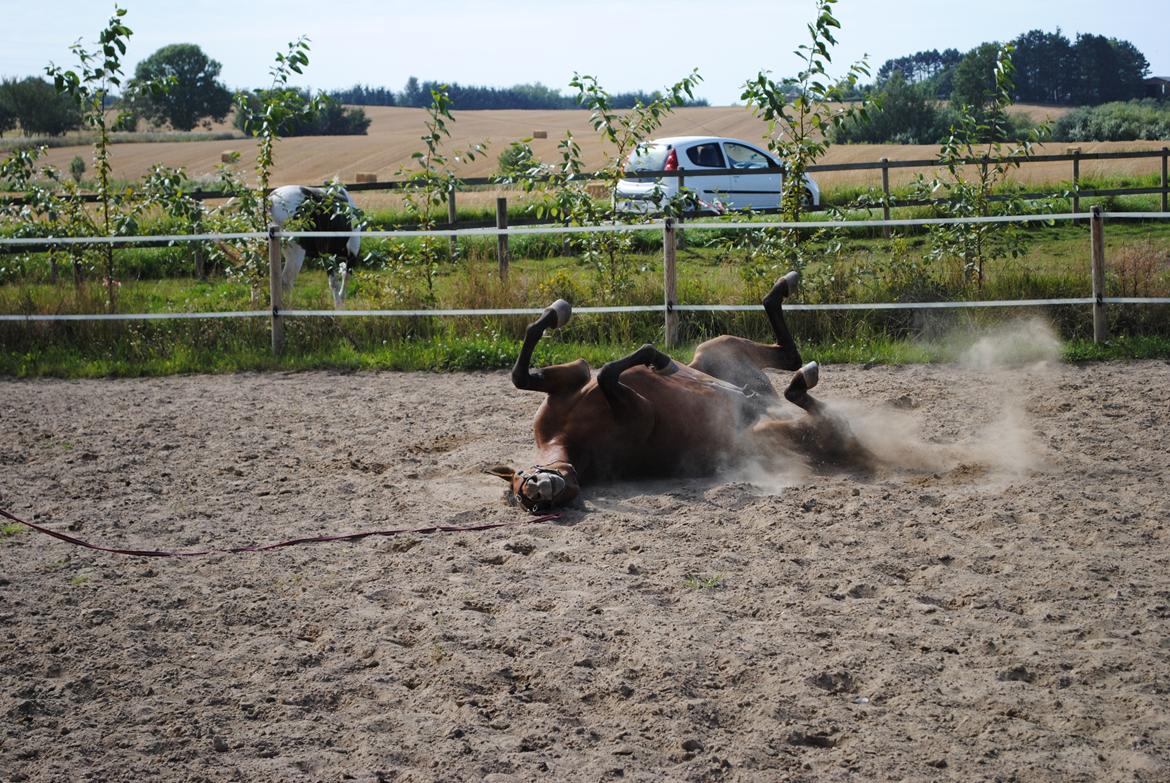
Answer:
[511,300,590,394]
[770,361,873,470]
[762,270,803,370]
[783,361,824,414]
[689,270,803,387]
[281,242,307,296]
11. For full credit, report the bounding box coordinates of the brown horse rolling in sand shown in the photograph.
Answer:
[491,272,872,512]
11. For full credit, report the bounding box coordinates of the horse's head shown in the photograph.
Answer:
[488,462,579,513]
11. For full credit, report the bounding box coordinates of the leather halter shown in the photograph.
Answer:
[514,465,566,514]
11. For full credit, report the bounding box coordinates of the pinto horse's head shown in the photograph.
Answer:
[488,462,579,513]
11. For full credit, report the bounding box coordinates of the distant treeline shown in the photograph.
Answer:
[834,28,1165,145]
[875,29,1153,106]
[233,89,371,136]
[330,77,709,110]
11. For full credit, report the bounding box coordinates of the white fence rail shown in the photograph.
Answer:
[3,210,1170,352]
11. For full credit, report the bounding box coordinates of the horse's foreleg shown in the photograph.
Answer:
[597,343,671,421]
[511,300,587,394]
[328,263,348,308]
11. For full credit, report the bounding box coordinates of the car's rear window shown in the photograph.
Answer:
[626,144,670,172]
[686,143,725,168]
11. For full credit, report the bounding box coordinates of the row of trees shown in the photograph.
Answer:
[832,70,1034,145]
[329,27,1154,117]
[0,77,83,136]
[876,29,1152,106]
[840,27,1157,145]
[233,90,370,136]
[0,43,368,136]
[331,78,709,110]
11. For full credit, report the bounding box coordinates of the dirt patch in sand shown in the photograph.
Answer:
[2,358,1169,781]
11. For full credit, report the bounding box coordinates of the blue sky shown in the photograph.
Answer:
[4,1,1168,105]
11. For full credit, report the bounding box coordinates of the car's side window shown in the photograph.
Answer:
[723,143,770,170]
[685,143,725,168]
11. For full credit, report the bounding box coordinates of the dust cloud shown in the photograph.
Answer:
[733,318,1062,492]
[955,316,1063,371]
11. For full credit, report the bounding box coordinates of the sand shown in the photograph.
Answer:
[2,356,1169,781]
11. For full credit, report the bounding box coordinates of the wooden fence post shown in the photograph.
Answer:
[447,185,458,260]
[267,225,285,356]
[663,217,678,349]
[193,216,206,280]
[677,173,685,249]
[880,157,891,239]
[1072,149,1081,213]
[495,197,509,281]
[1090,205,1108,344]
[1161,147,1168,213]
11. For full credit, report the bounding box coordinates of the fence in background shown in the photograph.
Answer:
[3,148,1168,223]
[4,207,1170,354]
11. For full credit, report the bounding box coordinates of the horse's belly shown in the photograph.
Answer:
[574,369,749,480]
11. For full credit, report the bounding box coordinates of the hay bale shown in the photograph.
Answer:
[586,183,609,199]
[355,172,378,183]
[532,130,548,139]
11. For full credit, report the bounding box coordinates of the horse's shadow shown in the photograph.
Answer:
[554,460,880,520]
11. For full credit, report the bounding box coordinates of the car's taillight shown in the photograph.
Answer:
[663,149,678,171]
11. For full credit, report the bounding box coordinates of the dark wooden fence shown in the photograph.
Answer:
[4,147,1168,221]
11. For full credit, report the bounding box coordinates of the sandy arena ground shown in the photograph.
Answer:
[2,351,1170,780]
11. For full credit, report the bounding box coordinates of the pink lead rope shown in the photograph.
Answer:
[0,507,560,558]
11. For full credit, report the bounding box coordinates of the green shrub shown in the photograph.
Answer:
[832,73,953,144]
[1052,100,1170,142]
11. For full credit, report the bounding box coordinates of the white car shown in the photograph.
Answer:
[614,136,820,215]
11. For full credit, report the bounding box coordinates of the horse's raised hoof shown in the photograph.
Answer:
[800,360,819,389]
[544,299,572,329]
[783,361,820,406]
[780,270,799,297]
[766,271,800,303]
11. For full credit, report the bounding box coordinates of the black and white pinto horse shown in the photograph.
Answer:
[269,185,361,307]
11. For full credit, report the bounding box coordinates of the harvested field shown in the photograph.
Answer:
[2,348,1169,780]
[29,104,1154,207]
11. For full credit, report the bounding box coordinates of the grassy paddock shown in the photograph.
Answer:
[2,214,1169,377]
[4,318,1169,379]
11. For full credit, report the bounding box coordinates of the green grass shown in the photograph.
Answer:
[2,214,1169,377]
[4,327,1168,379]
[684,573,726,590]
[0,129,244,153]
[1063,334,1170,361]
